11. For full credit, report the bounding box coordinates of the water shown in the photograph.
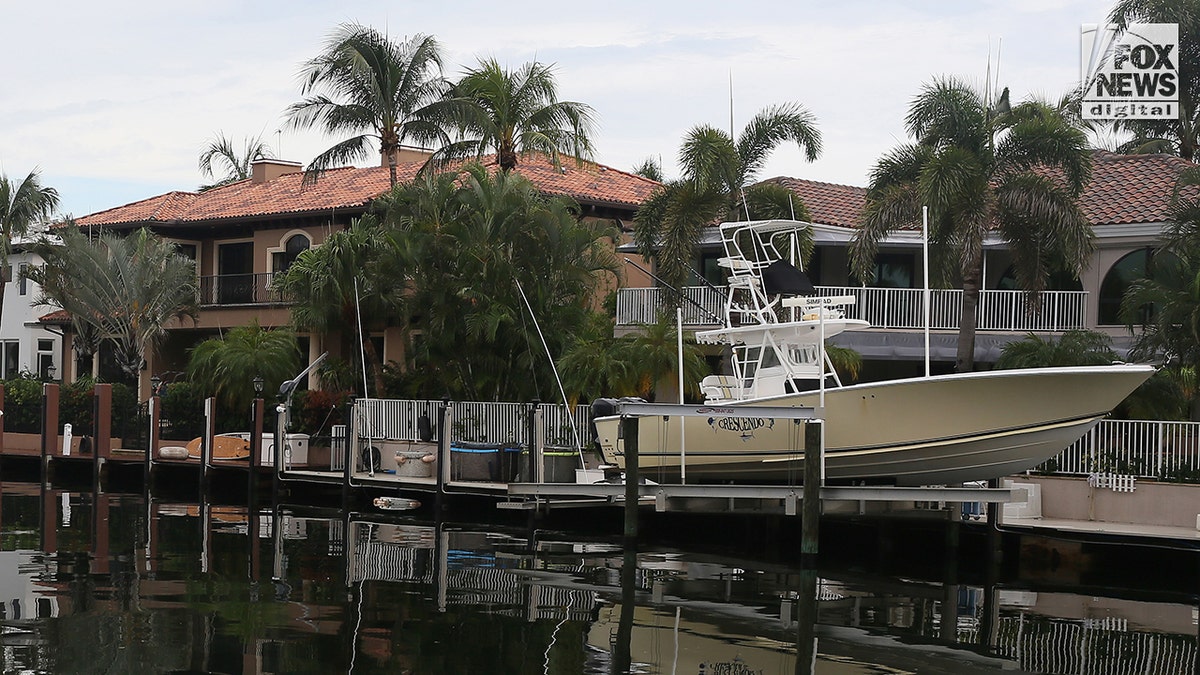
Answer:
[1,484,1197,674]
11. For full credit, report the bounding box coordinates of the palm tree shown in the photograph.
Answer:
[1106,1,1200,160]
[378,163,620,401]
[633,103,822,289]
[286,24,452,185]
[624,314,709,401]
[27,226,197,384]
[186,321,301,415]
[995,330,1120,369]
[440,58,597,172]
[198,132,273,190]
[0,169,58,330]
[272,217,406,396]
[850,78,1094,372]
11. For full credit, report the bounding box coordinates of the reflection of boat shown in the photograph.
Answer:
[594,220,1155,485]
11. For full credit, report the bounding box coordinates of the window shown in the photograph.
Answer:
[272,234,310,274]
[996,265,1082,291]
[37,339,54,379]
[2,341,18,379]
[1097,248,1173,325]
[18,263,28,295]
[175,243,197,260]
[870,253,914,288]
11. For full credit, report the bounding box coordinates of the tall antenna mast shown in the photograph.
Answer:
[729,71,735,139]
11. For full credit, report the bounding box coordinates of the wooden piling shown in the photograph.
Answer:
[622,415,639,542]
[93,384,111,490]
[41,384,59,483]
[801,420,822,566]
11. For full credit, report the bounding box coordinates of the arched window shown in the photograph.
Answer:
[996,265,1083,292]
[272,234,310,274]
[1098,248,1161,325]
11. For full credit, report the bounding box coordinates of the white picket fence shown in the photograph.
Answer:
[1042,419,1200,479]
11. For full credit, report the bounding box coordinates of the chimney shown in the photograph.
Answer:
[382,146,434,167]
[251,159,303,183]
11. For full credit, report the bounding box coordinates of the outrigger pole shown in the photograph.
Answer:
[623,258,724,324]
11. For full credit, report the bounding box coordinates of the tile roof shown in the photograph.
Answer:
[76,154,662,227]
[760,177,866,228]
[1078,150,1198,226]
[762,150,1198,230]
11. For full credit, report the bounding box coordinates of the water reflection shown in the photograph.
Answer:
[0,482,1196,673]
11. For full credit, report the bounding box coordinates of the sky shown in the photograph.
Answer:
[3,0,1119,219]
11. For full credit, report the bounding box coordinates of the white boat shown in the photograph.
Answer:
[593,220,1155,486]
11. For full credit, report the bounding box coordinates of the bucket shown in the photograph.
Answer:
[395,450,434,478]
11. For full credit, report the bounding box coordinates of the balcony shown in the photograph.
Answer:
[616,286,1088,332]
[198,273,288,307]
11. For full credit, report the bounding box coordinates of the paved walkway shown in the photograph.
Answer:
[1001,515,1200,544]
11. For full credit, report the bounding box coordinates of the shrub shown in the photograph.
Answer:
[3,378,43,433]
[160,381,207,441]
[60,377,96,435]
[292,389,351,435]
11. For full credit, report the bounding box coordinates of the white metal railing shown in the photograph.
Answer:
[354,398,591,448]
[615,285,1088,332]
[996,614,1196,674]
[1040,419,1200,479]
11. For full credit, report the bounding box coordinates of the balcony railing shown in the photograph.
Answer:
[616,285,1088,332]
[198,273,288,307]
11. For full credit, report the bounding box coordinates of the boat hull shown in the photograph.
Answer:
[593,364,1155,486]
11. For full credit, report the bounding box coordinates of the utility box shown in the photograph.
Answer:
[228,432,309,467]
[264,433,309,467]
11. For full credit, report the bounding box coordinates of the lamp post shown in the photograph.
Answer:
[150,374,162,397]
[253,375,264,397]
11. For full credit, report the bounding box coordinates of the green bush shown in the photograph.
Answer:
[160,381,206,441]
[60,377,96,435]
[4,378,44,433]
[292,389,351,435]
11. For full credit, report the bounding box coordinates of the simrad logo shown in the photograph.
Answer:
[1082,22,1178,120]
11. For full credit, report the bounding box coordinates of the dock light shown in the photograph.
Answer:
[253,375,264,396]
[150,374,161,394]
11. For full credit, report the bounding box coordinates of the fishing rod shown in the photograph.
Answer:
[622,258,724,324]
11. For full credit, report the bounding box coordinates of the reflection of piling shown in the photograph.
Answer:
[613,543,637,675]
[801,420,822,566]
[795,566,818,675]
[622,416,639,543]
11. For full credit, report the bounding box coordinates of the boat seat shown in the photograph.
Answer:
[701,375,740,402]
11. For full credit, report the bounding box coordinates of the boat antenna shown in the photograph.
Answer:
[513,276,585,465]
[624,258,723,323]
[353,276,370,398]
[788,193,796,221]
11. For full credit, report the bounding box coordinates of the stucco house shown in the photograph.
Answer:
[616,150,1193,379]
[68,154,660,396]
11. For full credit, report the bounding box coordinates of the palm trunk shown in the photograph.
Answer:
[956,259,983,372]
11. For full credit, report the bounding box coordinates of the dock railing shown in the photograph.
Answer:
[354,399,589,448]
[1038,419,1200,480]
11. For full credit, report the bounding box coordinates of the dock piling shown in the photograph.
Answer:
[622,415,639,542]
[801,420,822,565]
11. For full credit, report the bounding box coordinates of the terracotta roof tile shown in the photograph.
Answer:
[761,177,866,228]
[1078,150,1198,225]
[762,151,1198,230]
[76,154,661,228]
